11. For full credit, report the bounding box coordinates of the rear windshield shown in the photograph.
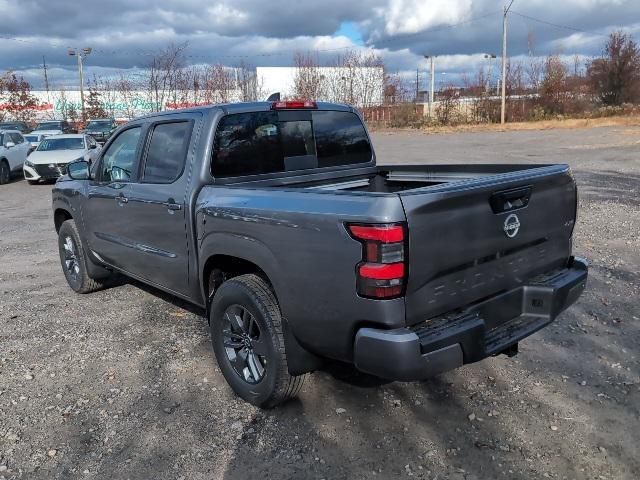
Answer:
[87,120,112,128]
[212,110,372,178]
[36,121,62,130]
[37,137,84,151]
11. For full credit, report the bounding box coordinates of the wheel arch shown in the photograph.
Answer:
[54,208,73,233]
[201,250,323,376]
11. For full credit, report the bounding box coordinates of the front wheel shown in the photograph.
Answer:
[209,274,306,408]
[57,220,106,293]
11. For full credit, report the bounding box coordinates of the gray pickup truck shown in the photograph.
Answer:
[52,100,588,407]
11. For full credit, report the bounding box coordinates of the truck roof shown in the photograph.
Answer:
[132,101,355,121]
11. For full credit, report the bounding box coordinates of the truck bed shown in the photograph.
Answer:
[205,162,576,329]
[222,164,557,194]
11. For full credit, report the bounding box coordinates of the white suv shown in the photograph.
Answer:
[0,129,30,185]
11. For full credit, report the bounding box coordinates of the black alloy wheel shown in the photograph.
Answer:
[221,304,268,384]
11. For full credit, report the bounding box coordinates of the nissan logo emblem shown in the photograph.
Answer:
[503,213,520,238]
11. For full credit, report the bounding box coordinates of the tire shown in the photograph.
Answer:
[57,220,106,293]
[209,274,306,408]
[0,160,10,185]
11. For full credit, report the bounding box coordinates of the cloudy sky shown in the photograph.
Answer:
[1,0,638,90]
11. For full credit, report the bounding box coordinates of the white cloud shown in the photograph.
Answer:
[377,0,473,35]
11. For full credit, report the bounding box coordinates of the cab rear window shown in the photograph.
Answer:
[211,110,372,178]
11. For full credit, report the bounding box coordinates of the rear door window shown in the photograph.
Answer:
[213,111,283,177]
[142,121,192,183]
[212,110,371,178]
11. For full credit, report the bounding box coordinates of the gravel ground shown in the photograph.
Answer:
[1,124,639,479]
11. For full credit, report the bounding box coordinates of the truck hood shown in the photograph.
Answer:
[28,149,87,165]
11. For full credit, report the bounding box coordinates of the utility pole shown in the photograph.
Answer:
[415,68,419,102]
[42,56,50,102]
[67,47,92,123]
[424,55,436,118]
[501,0,515,124]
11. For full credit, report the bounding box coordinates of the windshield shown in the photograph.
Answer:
[24,135,39,142]
[37,138,84,151]
[36,121,62,130]
[87,121,112,129]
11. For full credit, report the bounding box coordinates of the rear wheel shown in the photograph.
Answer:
[0,160,10,185]
[57,220,106,293]
[209,274,306,408]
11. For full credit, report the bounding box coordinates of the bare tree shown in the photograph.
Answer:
[322,50,384,107]
[113,72,139,119]
[526,31,544,94]
[201,64,235,103]
[95,76,120,118]
[235,61,263,102]
[383,71,409,104]
[85,77,108,120]
[587,31,640,105]
[293,52,325,100]
[145,42,189,111]
[540,54,569,114]
[435,85,462,125]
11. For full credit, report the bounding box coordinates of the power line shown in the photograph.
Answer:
[510,11,611,38]
[364,10,502,50]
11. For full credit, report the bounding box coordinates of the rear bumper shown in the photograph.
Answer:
[353,256,588,381]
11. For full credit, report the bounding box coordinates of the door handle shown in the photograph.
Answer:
[163,201,182,211]
[489,186,531,213]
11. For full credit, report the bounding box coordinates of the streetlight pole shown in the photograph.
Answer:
[501,0,515,124]
[424,55,436,118]
[484,54,496,94]
[68,47,92,123]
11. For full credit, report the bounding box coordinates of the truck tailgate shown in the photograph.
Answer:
[399,165,577,326]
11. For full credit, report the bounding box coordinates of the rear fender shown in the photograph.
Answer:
[199,232,323,375]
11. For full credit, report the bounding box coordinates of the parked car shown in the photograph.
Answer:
[24,133,49,153]
[32,120,76,136]
[84,118,117,144]
[0,129,31,184]
[52,101,588,408]
[0,121,31,134]
[24,134,100,184]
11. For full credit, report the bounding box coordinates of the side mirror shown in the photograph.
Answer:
[67,160,91,180]
[5,141,15,148]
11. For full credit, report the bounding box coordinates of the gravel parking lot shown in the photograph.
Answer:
[1,125,639,480]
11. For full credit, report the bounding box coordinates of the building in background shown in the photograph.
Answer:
[257,66,385,107]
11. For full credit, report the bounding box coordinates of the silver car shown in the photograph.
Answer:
[23,134,101,184]
[0,129,31,185]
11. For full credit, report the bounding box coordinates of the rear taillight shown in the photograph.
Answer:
[347,223,407,299]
